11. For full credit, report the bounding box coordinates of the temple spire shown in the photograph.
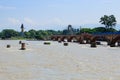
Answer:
[21,24,24,33]
[20,24,25,37]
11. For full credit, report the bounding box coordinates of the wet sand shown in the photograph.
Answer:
[0,40,120,80]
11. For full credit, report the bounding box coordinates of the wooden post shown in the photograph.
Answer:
[110,43,115,47]
[7,45,11,48]
[91,42,97,47]
[117,42,120,46]
[64,42,68,46]
[21,43,26,50]
[19,41,22,44]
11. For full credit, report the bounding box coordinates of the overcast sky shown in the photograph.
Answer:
[0,0,120,31]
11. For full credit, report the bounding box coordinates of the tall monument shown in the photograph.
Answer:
[20,24,24,37]
[68,25,73,35]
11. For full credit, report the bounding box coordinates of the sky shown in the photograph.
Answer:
[0,0,120,31]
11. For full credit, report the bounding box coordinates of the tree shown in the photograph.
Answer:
[24,31,31,38]
[28,29,37,38]
[99,15,117,29]
[80,28,93,34]
[62,29,68,35]
[92,27,106,33]
[1,29,19,39]
[92,27,117,33]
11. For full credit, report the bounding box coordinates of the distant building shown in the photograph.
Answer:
[68,25,73,35]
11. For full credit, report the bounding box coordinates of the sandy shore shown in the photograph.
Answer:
[0,40,120,80]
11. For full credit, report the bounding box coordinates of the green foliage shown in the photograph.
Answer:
[24,31,31,38]
[10,36,26,40]
[106,28,117,32]
[24,29,63,40]
[1,29,19,39]
[0,29,61,40]
[92,27,117,33]
[99,15,117,29]
[28,29,37,38]
[92,27,106,33]
[80,28,93,33]
[62,29,68,35]
[0,26,118,40]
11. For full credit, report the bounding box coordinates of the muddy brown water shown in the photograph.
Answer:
[0,40,120,80]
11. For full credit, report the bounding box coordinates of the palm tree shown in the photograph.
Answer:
[99,15,117,29]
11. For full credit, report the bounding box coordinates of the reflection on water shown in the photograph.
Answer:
[0,40,120,80]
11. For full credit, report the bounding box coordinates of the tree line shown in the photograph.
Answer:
[0,14,119,40]
[0,29,62,40]
[0,27,118,40]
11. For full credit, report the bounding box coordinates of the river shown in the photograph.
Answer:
[0,40,120,80]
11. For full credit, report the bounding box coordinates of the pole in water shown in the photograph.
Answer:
[7,44,11,48]
[21,43,26,50]
[19,41,22,44]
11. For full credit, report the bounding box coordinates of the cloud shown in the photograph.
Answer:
[7,17,38,26]
[7,17,39,31]
[42,17,63,25]
[23,17,38,25]
[8,18,21,25]
[7,17,65,30]
[52,18,63,24]
[0,5,16,10]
